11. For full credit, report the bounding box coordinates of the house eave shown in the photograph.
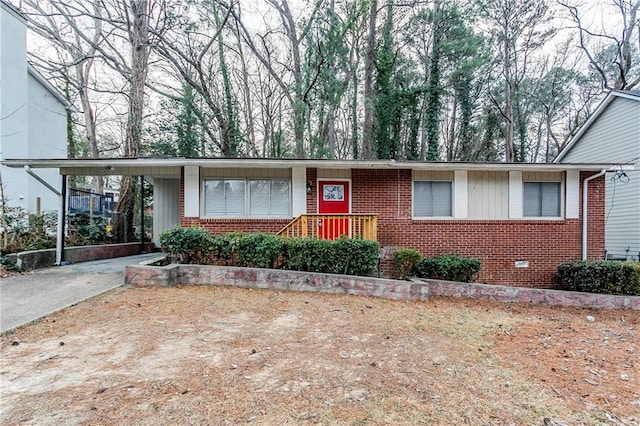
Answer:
[27,64,77,112]
[1,0,27,23]
[554,90,640,163]
[1,157,632,176]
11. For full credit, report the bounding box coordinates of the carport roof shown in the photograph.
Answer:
[0,157,633,175]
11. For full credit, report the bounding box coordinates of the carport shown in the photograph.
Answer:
[1,157,183,265]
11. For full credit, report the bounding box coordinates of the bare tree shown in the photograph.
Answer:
[22,0,105,192]
[481,0,555,162]
[233,0,323,158]
[560,0,640,90]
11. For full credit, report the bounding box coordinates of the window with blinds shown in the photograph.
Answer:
[523,182,561,217]
[413,181,452,217]
[204,179,291,217]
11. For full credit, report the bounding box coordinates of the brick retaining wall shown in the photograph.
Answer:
[124,262,639,310]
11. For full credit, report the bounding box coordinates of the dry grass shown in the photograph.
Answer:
[1,285,638,425]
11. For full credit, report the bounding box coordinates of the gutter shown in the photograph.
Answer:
[582,169,607,260]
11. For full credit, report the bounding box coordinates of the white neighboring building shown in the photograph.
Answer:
[0,0,72,213]
[555,90,640,261]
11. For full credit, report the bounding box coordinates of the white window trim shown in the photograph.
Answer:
[201,177,292,219]
[412,179,454,219]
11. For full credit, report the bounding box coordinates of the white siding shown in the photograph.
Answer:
[61,166,181,176]
[201,168,290,178]
[562,98,640,164]
[509,171,523,219]
[605,170,640,259]
[468,171,508,219]
[25,74,68,211]
[560,96,640,260]
[0,4,66,212]
[412,170,453,180]
[153,178,180,245]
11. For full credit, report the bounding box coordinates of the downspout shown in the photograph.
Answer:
[582,169,606,261]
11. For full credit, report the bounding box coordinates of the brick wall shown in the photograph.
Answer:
[350,169,605,288]
[177,167,605,289]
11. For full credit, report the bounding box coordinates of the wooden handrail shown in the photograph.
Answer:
[277,214,378,241]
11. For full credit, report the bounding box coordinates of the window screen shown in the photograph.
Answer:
[413,181,452,217]
[523,182,561,217]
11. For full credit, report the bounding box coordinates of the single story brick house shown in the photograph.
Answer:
[2,158,631,287]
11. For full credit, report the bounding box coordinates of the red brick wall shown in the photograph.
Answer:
[350,169,605,288]
[178,167,605,288]
[306,168,318,214]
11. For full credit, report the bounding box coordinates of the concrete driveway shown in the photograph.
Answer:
[0,253,162,333]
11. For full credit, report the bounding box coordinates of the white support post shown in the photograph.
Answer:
[565,170,580,219]
[509,171,523,219]
[291,167,307,217]
[453,170,468,219]
[184,166,199,217]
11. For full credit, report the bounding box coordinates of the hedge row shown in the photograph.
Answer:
[158,227,380,276]
[391,250,482,282]
[558,261,640,296]
[415,254,481,283]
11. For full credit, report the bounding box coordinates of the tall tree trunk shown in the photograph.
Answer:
[425,0,442,161]
[503,23,515,162]
[361,0,377,159]
[113,0,150,243]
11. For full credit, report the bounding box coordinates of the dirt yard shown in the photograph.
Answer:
[1,285,638,425]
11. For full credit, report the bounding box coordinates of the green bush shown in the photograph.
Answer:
[1,207,58,253]
[67,213,112,246]
[282,237,379,276]
[235,233,284,269]
[416,254,481,282]
[158,228,380,277]
[158,226,215,264]
[0,256,22,272]
[557,261,640,296]
[393,248,424,279]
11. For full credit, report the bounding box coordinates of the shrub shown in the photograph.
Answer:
[67,213,112,246]
[158,226,215,264]
[1,207,57,253]
[282,237,380,276]
[393,249,424,279]
[235,233,284,269]
[0,256,22,272]
[159,229,380,277]
[557,261,640,296]
[332,238,380,276]
[417,254,481,282]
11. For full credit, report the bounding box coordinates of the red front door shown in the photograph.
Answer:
[318,180,350,239]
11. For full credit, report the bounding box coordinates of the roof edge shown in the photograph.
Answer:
[1,158,633,174]
[27,64,77,111]
[1,0,27,23]
[555,90,640,163]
